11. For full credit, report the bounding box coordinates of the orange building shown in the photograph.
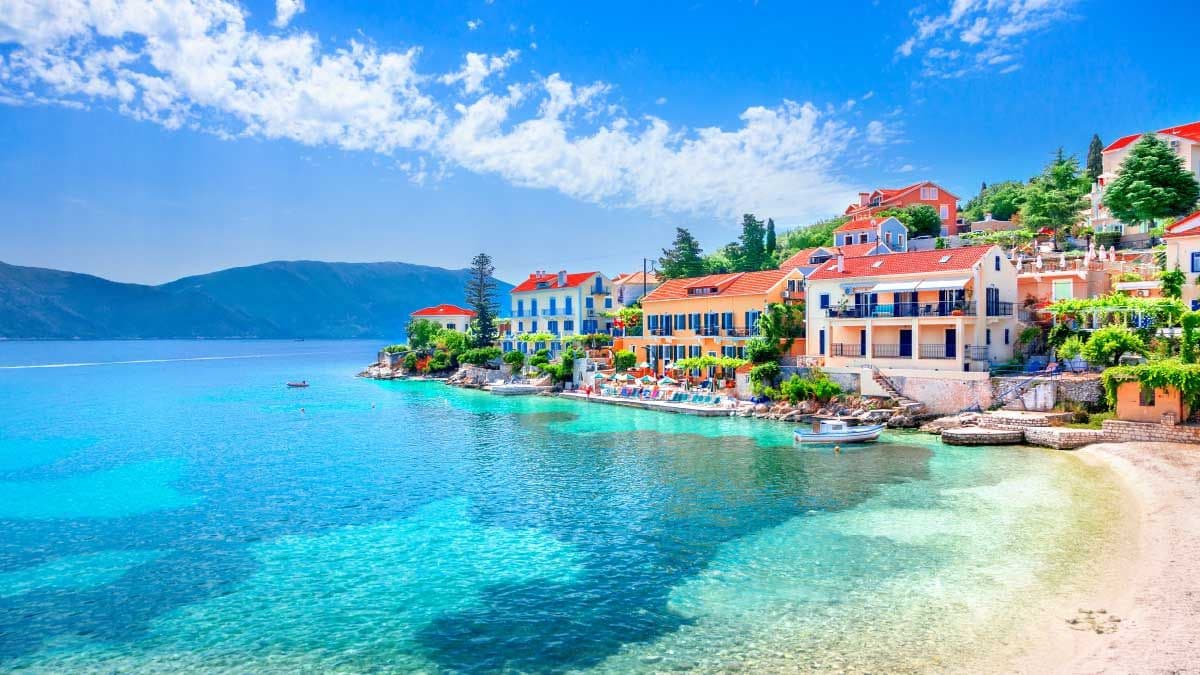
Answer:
[1114,381,1190,424]
[616,268,804,376]
[844,181,959,235]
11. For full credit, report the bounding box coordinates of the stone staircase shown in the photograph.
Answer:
[867,366,925,416]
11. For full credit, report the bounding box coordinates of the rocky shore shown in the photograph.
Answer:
[731,394,936,429]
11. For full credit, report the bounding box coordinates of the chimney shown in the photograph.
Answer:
[836,254,845,273]
[858,192,870,207]
[984,212,993,221]
[558,269,567,286]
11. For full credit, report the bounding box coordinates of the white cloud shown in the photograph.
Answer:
[273,0,305,28]
[529,41,537,50]
[466,19,482,31]
[439,50,519,95]
[654,96,666,105]
[897,0,1075,77]
[0,0,887,222]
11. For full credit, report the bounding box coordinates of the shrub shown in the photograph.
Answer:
[745,337,780,364]
[1161,265,1186,300]
[426,350,452,372]
[382,344,408,354]
[403,352,419,371]
[1046,322,1075,350]
[779,375,812,404]
[502,350,525,368]
[460,346,501,366]
[1081,325,1147,367]
[1057,335,1085,361]
[1182,311,1200,364]
[613,349,637,371]
[749,362,782,394]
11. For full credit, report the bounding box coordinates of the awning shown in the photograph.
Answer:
[916,277,971,291]
[869,280,919,293]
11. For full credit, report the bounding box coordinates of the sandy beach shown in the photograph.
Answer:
[1014,442,1200,674]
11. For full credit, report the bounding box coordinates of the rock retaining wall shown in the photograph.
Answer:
[1023,427,1106,450]
[1102,419,1200,444]
[1057,377,1105,409]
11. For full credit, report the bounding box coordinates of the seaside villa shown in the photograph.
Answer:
[805,245,1019,373]
[1091,121,1200,237]
[615,268,805,376]
[502,270,615,355]
[612,271,661,307]
[410,304,476,332]
[844,181,959,235]
[1163,210,1200,310]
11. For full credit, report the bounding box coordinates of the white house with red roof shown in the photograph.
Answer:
[611,271,661,306]
[1164,211,1200,310]
[410,304,476,332]
[843,181,959,235]
[504,270,614,354]
[1092,120,1200,234]
[805,245,1018,373]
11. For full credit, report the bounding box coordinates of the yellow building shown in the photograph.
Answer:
[616,268,804,375]
[805,245,1018,372]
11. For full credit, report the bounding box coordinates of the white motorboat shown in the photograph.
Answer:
[489,383,542,396]
[793,419,883,444]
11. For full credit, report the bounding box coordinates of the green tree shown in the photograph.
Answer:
[878,204,942,237]
[1019,149,1089,245]
[613,349,637,371]
[658,227,707,279]
[1086,133,1104,183]
[502,350,525,369]
[1161,264,1186,300]
[465,252,499,347]
[765,218,777,260]
[963,180,1026,222]
[1081,325,1147,367]
[733,213,768,271]
[406,318,442,350]
[779,216,846,253]
[704,245,738,274]
[1104,135,1200,227]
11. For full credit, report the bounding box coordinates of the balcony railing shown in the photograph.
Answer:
[826,302,979,319]
[986,301,1014,317]
[918,344,956,359]
[872,344,912,358]
[831,343,864,357]
[725,328,759,338]
[967,346,990,361]
[697,325,721,336]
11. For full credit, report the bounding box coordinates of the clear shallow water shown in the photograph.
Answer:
[0,341,1124,672]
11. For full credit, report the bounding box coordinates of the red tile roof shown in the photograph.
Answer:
[778,247,824,270]
[512,271,599,293]
[644,269,792,302]
[614,271,659,285]
[835,242,888,257]
[411,303,476,317]
[835,218,878,233]
[843,181,959,218]
[1103,120,1200,153]
[805,246,992,281]
[1164,211,1200,238]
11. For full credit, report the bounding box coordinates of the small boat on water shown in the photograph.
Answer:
[794,419,883,444]
[287,381,310,388]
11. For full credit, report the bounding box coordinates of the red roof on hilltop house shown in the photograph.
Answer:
[1164,211,1200,238]
[613,271,659,285]
[843,182,959,217]
[805,246,993,281]
[644,269,793,302]
[778,247,824,270]
[511,271,599,293]
[1103,120,1200,153]
[835,218,880,233]
[411,303,476,317]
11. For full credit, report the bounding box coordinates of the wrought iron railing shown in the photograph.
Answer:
[872,344,912,358]
[919,344,955,359]
[831,343,864,357]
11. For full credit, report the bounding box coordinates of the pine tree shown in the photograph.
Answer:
[658,227,706,279]
[765,218,777,259]
[465,252,498,347]
[1019,150,1089,245]
[735,213,767,271]
[1104,135,1200,227]
[1086,134,1104,183]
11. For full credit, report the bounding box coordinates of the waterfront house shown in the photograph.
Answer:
[1114,380,1191,424]
[612,271,661,307]
[1091,121,1200,238]
[410,304,476,332]
[616,268,805,376]
[832,216,909,250]
[1163,211,1200,309]
[503,270,614,355]
[805,245,1018,372]
[1014,256,1111,307]
[844,181,959,236]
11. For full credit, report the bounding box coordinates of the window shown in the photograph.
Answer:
[585,296,594,309]
[674,314,686,330]
[548,320,559,335]
[994,255,1001,271]
[921,186,939,200]
[604,297,612,309]
[518,321,524,332]
[1191,252,1200,273]
[885,232,892,244]
[564,320,574,332]
[564,297,573,315]
[819,329,826,355]
[1052,280,1073,301]
[517,300,525,317]
[859,233,868,244]
[940,204,950,220]
[819,294,830,309]
[1139,385,1157,407]
[872,260,883,268]
[898,234,905,249]
[531,320,538,332]
[1004,328,1010,345]
[446,323,456,331]
[939,255,952,263]
[986,329,991,345]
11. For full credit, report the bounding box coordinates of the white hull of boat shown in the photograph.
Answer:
[489,384,542,396]
[793,424,884,444]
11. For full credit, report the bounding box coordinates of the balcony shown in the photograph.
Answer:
[986,301,1014,317]
[871,344,912,358]
[831,343,864,357]
[826,302,978,319]
[918,344,956,359]
[967,346,990,361]
[725,328,759,338]
[697,325,721,336]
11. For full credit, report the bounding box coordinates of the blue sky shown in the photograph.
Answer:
[1,0,1197,284]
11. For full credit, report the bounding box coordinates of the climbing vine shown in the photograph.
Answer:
[1102,360,1200,408]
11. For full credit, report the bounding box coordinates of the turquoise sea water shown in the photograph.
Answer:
[0,341,1123,672]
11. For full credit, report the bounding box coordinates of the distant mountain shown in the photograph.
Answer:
[0,260,513,340]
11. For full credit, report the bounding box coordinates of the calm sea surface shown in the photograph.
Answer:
[0,340,1122,672]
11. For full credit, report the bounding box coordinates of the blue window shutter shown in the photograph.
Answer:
[820,294,830,309]
[986,329,991,345]
[819,329,825,355]
[1192,252,1200,273]
[995,255,1000,271]
[1004,329,1010,344]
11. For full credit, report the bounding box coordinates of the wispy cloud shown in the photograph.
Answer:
[0,0,890,221]
[273,0,305,28]
[466,19,482,31]
[896,0,1076,78]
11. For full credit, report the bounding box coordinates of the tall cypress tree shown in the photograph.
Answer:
[765,218,777,260]
[465,252,498,347]
[1087,134,1104,183]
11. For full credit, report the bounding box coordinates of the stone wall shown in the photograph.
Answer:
[1023,427,1106,450]
[1102,419,1200,444]
[888,374,993,414]
[826,371,861,394]
[1057,376,1105,409]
